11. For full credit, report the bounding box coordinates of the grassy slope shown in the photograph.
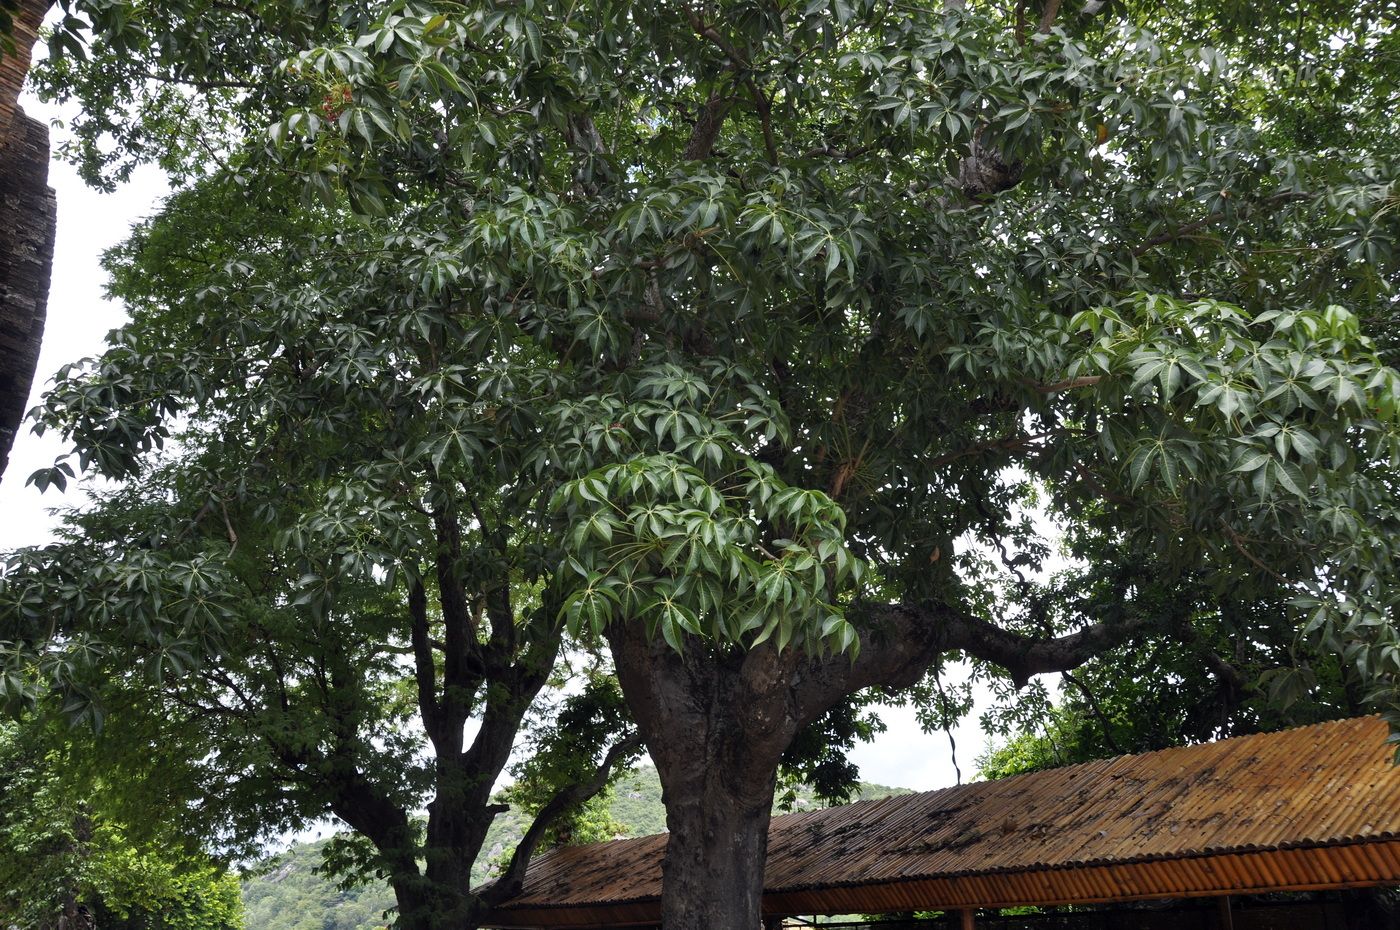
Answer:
[240,767,910,930]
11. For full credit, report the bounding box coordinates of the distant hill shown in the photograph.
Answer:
[240,766,910,930]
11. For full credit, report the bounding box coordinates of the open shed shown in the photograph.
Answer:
[481,716,1400,928]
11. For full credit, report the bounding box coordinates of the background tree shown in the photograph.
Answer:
[7,0,1400,928]
[2,175,641,929]
[0,714,243,930]
[4,400,640,929]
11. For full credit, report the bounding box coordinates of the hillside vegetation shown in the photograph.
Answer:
[241,767,908,930]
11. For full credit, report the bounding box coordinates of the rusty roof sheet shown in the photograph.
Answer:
[484,716,1400,926]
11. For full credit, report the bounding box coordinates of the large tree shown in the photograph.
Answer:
[3,173,645,926]
[8,0,1400,928]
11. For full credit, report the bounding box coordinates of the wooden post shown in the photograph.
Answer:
[1217,895,1234,930]
[960,908,976,930]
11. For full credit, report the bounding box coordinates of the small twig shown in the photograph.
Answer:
[927,430,1059,469]
[220,498,239,555]
[140,69,260,91]
[1061,669,1123,753]
[1027,375,1102,394]
[1072,460,1132,505]
[481,731,644,905]
[1219,518,1290,585]
[931,664,962,785]
[1131,192,1310,258]
[748,82,780,166]
[803,139,887,160]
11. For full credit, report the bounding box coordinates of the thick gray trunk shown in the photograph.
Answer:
[657,752,776,930]
[608,624,798,930]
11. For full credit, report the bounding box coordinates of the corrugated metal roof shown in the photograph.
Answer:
[483,716,1400,927]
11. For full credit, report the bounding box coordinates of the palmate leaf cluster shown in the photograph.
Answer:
[551,363,864,654]
[1,462,434,849]
[4,0,1400,908]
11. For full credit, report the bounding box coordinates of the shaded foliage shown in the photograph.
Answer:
[0,716,242,930]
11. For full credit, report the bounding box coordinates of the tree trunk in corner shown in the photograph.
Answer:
[390,872,477,930]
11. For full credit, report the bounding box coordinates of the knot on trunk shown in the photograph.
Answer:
[957,134,1024,200]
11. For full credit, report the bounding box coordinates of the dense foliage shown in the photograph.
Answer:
[6,0,1400,925]
[0,717,243,930]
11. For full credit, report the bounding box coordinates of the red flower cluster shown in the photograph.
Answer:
[320,83,353,122]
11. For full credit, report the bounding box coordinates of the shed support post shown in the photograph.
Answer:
[1217,895,1234,930]
[960,908,976,930]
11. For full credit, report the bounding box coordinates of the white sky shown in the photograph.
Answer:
[0,85,993,796]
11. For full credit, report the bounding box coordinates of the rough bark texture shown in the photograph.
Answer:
[608,623,789,930]
[0,0,56,482]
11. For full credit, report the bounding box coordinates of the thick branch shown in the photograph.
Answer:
[466,494,518,659]
[788,596,1169,729]
[408,577,441,738]
[327,771,420,884]
[936,604,1159,687]
[563,112,615,194]
[479,731,644,904]
[684,91,735,160]
[461,634,558,798]
[957,131,1024,200]
[433,508,477,735]
[683,9,779,165]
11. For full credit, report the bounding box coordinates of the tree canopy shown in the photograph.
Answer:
[5,0,1400,927]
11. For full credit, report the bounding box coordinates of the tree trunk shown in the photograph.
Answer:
[608,624,799,930]
[389,876,450,930]
[657,758,776,930]
[607,600,1155,929]
[390,865,497,930]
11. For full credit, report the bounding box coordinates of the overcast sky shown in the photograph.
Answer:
[0,84,996,795]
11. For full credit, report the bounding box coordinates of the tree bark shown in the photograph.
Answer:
[388,873,466,930]
[608,625,799,930]
[659,765,776,930]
